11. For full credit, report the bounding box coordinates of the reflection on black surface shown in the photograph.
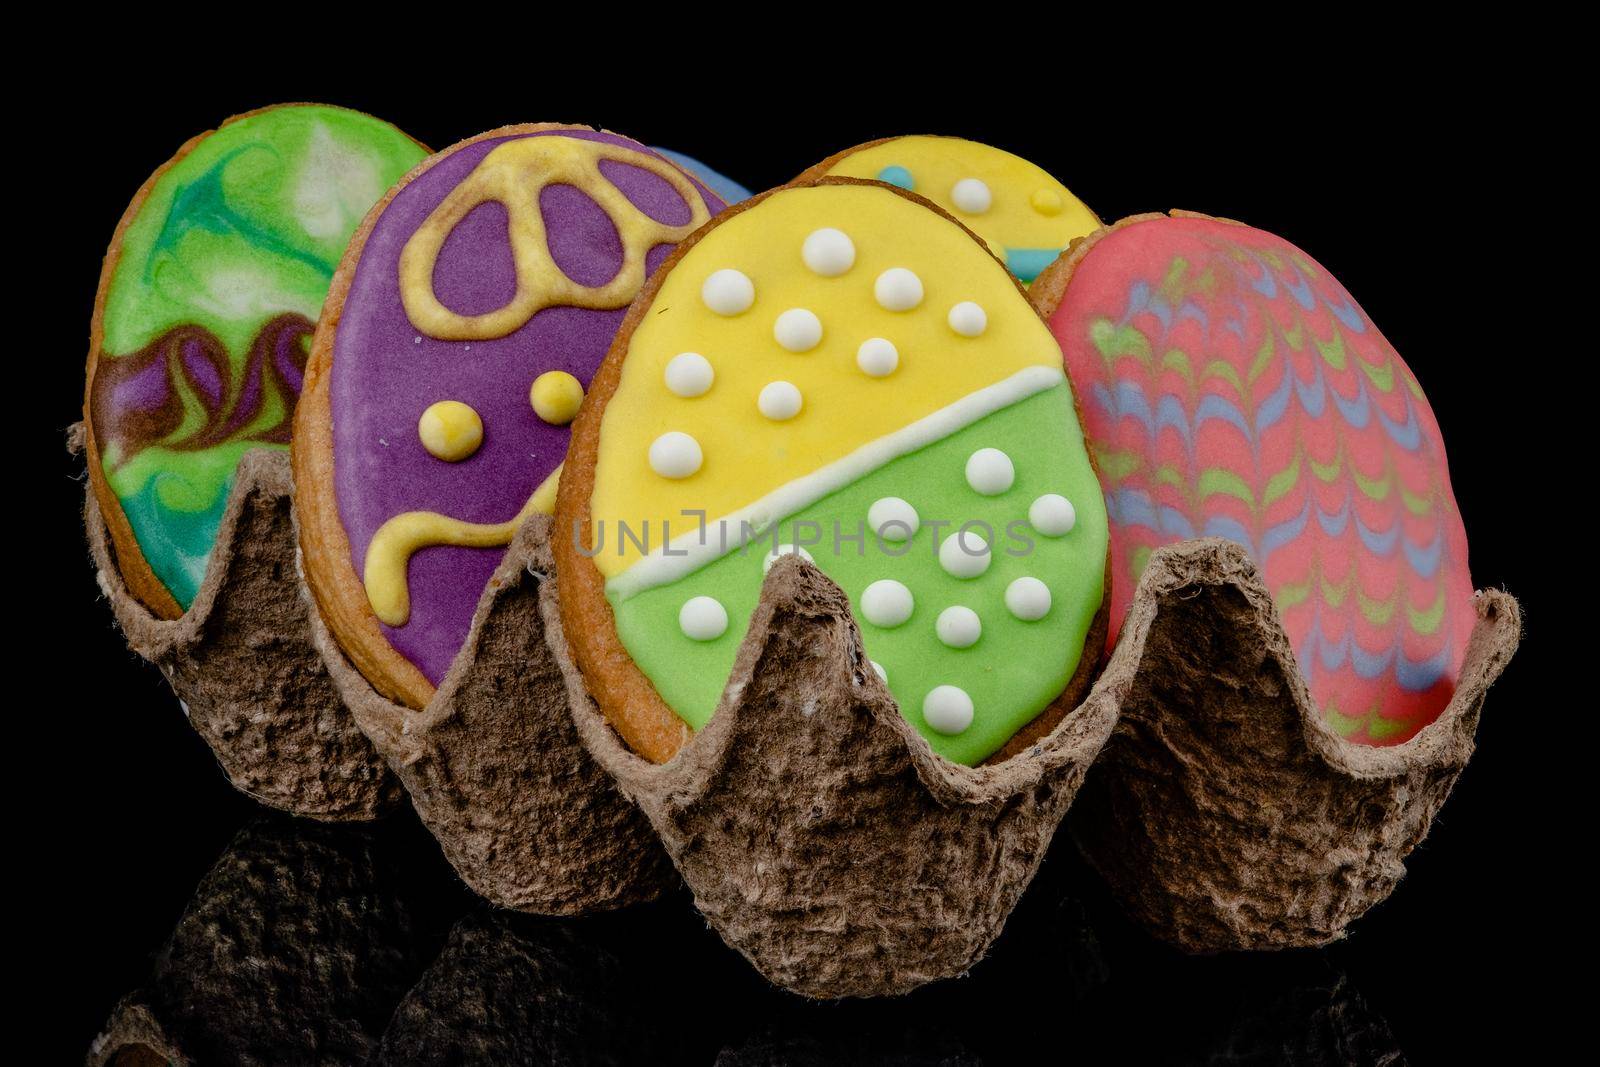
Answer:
[715,1022,982,1066]
[88,813,1406,1066]
[88,816,444,1066]
[1192,960,1405,1066]
[379,910,683,1065]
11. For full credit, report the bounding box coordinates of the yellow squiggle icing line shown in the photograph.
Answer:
[398,137,711,340]
[364,465,561,625]
[604,365,1066,603]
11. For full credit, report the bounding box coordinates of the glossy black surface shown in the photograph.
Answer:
[36,71,1560,1064]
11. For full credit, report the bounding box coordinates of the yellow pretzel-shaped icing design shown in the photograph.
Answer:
[398,136,712,340]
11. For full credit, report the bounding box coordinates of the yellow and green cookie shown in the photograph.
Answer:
[803,136,1100,284]
[556,178,1109,765]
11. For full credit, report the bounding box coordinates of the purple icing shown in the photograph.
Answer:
[434,201,516,316]
[540,184,624,288]
[185,339,224,404]
[222,352,263,438]
[599,159,695,226]
[115,358,172,411]
[330,130,724,686]
[273,327,306,395]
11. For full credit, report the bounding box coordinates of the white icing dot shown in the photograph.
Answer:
[679,596,728,641]
[861,579,914,628]
[951,178,993,215]
[1030,494,1077,536]
[802,227,856,277]
[763,543,815,572]
[868,497,920,542]
[664,352,714,398]
[702,269,754,315]
[870,660,888,683]
[965,448,1015,496]
[856,337,900,378]
[936,606,982,649]
[774,308,823,352]
[758,380,803,421]
[923,685,975,735]
[648,432,702,479]
[948,301,988,337]
[874,268,924,311]
[939,529,991,579]
[1005,577,1052,621]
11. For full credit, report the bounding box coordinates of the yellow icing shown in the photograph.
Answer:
[822,136,1097,258]
[398,136,712,341]
[1030,188,1064,216]
[363,464,562,626]
[588,182,1064,580]
[417,400,483,462]
[531,370,584,425]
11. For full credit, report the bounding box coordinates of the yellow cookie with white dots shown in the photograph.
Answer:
[801,136,1100,284]
[556,178,1110,766]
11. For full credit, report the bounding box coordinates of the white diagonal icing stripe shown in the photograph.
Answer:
[604,364,1066,602]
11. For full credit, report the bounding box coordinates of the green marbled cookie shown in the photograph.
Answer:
[87,104,425,615]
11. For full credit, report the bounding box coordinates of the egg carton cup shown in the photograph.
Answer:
[75,427,399,821]
[1068,536,1520,952]
[553,551,1123,998]
[303,514,676,915]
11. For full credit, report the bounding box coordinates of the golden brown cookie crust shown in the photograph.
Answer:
[554,176,1110,766]
[84,103,427,622]
[294,123,607,712]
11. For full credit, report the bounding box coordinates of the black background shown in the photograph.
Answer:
[31,68,1565,1063]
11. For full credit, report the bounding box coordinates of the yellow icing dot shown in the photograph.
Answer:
[417,400,483,462]
[531,370,585,425]
[1031,188,1064,216]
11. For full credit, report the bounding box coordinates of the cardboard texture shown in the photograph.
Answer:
[1069,537,1521,952]
[554,552,1124,998]
[86,818,427,1067]
[76,426,398,821]
[305,514,676,915]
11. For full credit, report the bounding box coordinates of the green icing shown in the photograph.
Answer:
[94,105,425,609]
[102,106,420,355]
[114,441,254,607]
[609,383,1109,765]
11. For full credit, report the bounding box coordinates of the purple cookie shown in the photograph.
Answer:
[298,124,724,706]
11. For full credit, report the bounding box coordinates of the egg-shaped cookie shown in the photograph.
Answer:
[556,178,1110,766]
[295,125,726,708]
[802,136,1099,283]
[85,104,427,618]
[1032,212,1475,744]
